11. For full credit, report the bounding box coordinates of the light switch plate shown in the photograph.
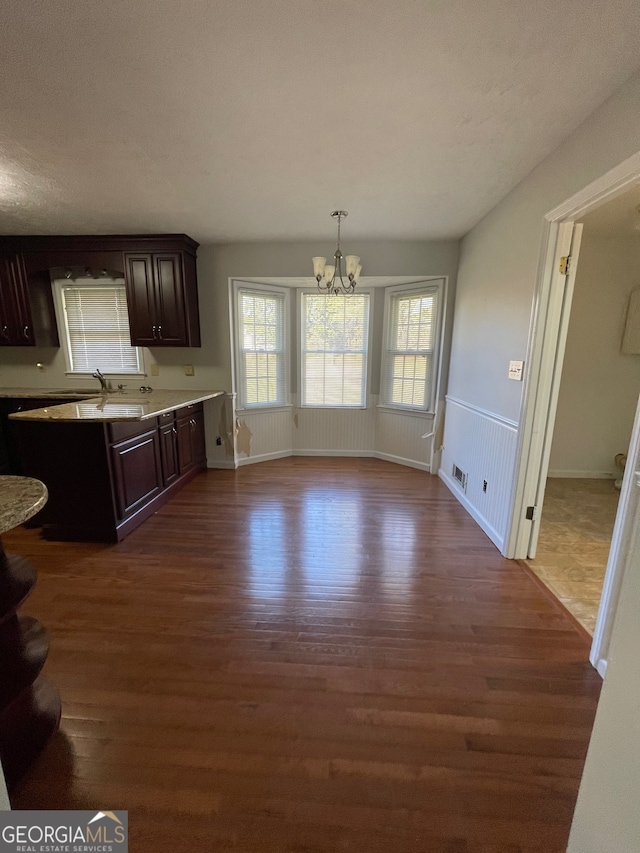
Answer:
[150,363,160,376]
[508,360,524,381]
[183,364,194,376]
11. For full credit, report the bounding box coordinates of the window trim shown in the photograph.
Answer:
[51,277,144,377]
[380,279,446,415]
[297,288,372,410]
[231,280,291,412]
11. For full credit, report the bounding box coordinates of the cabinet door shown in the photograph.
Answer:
[9,255,34,345]
[153,253,188,345]
[0,258,18,346]
[176,416,195,475]
[124,253,157,346]
[159,422,179,487]
[110,429,163,519]
[191,408,206,466]
[0,256,32,346]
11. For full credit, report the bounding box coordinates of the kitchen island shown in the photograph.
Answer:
[9,389,224,542]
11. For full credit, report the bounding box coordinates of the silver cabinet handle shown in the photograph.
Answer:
[1,325,8,340]
[157,324,163,341]
[172,427,177,435]
[151,325,157,339]
[23,325,29,339]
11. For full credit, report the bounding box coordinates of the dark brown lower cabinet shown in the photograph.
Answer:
[159,418,180,487]
[13,403,207,542]
[110,428,163,518]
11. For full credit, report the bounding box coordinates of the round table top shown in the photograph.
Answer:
[0,475,48,535]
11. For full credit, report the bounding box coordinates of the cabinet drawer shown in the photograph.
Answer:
[108,418,158,444]
[158,411,175,425]
[175,402,203,420]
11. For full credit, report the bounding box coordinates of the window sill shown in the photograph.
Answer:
[64,371,147,378]
[236,404,293,415]
[376,404,435,419]
[298,405,368,411]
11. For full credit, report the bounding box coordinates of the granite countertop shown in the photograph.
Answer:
[0,475,48,534]
[8,390,225,423]
[0,388,100,399]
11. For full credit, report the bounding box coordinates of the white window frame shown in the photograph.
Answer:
[52,277,143,377]
[298,289,372,409]
[380,279,446,415]
[231,280,291,412]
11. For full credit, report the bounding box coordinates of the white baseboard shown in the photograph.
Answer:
[374,451,431,472]
[594,657,607,678]
[214,448,433,472]
[207,459,237,469]
[438,469,504,553]
[292,449,375,458]
[236,449,292,467]
[548,470,616,479]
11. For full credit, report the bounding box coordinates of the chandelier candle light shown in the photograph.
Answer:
[313,210,362,295]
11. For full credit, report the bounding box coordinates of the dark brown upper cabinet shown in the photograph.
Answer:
[124,240,200,347]
[0,234,200,349]
[0,253,59,347]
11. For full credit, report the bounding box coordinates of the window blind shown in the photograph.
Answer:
[383,289,438,410]
[61,285,140,373]
[238,289,286,407]
[301,293,370,407]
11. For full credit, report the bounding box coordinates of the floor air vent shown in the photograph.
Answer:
[452,464,468,492]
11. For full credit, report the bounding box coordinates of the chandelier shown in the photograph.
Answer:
[312,211,362,295]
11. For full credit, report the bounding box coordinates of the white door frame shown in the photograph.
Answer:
[506,150,640,669]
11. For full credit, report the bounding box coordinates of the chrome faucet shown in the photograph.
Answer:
[92,369,109,392]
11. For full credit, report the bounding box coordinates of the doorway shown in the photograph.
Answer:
[523,189,640,635]
[507,150,640,675]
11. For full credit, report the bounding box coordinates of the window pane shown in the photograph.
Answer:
[302,294,369,407]
[61,285,139,373]
[238,290,286,407]
[384,289,438,410]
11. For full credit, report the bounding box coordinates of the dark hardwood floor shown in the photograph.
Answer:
[4,459,600,852]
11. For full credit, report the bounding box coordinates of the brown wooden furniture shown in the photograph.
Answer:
[0,477,61,793]
[0,234,201,348]
[13,402,206,542]
[0,252,59,347]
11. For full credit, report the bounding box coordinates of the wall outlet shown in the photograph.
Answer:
[150,363,160,376]
[508,360,524,381]
[183,364,194,376]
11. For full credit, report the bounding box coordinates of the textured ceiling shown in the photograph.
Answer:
[1,0,640,243]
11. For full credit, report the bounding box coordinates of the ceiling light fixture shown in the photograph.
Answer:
[312,211,362,295]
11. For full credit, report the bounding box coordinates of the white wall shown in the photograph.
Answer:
[549,234,640,478]
[441,68,640,547]
[0,240,459,470]
[213,241,458,468]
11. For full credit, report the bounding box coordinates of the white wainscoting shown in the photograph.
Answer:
[235,408,294,466]
[293,405,376,453]
[375,408,433,472]
[439,396,519,553]
[204,394,236,468]
[217,395,441,472]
